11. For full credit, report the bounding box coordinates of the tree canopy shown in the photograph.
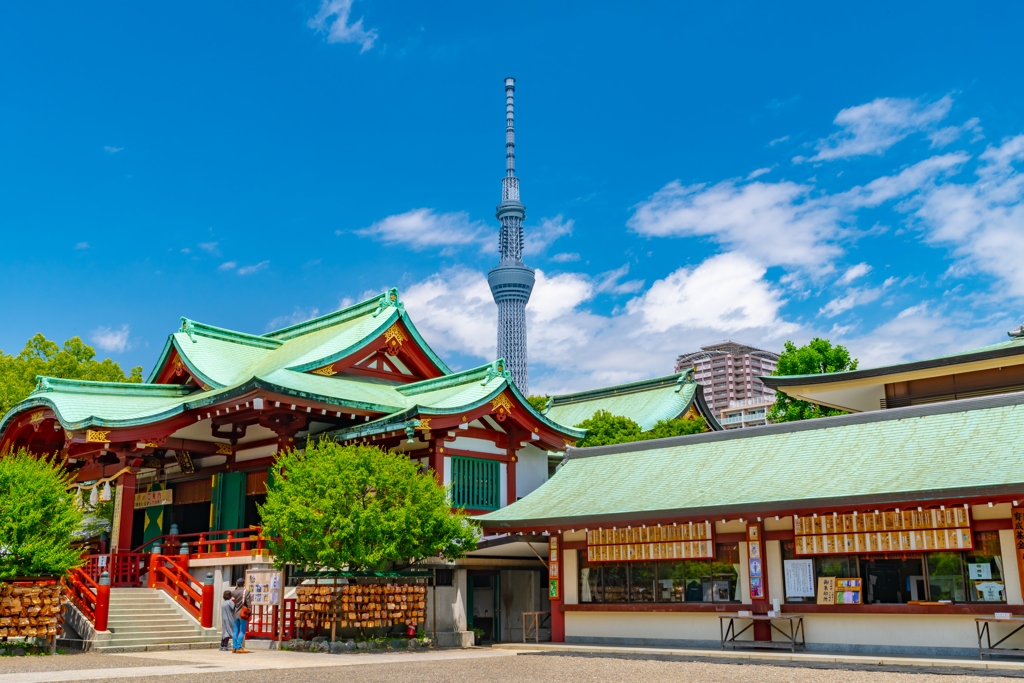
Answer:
[0,449,84,579]
[526,395,550,412]
[259,440,478,572]
[768,338,859,423]
[0,334,143,416]
[574,410,708,448]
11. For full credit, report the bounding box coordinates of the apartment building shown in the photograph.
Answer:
[674,340,779,420]
[718,397,774,429]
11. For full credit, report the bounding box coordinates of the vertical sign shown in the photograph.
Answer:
[548,536,560,600]
[747,523,767,600]
[1012,507,1024,601]
[110,483,124,553]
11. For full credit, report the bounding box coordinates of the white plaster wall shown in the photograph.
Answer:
[564,550,578,605]
[566,611,994,653]
[765,540,783,604]
[515,444,548,500]
[500,464,508,508]
[443,457,451,486]
[449,436,504,455]
[425,568,468,635]
[1001,528,1023,605]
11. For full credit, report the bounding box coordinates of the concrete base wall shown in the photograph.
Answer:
[436,631,474,648]
[565,611,994,657]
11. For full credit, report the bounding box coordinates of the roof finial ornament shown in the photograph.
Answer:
[180,317,197,343]
[373,287,405,318]
[1009,322,1024,338]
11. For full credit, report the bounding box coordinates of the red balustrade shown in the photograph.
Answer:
[246,599,296,641]
[65,568,99,625]
[148,554,208,625]
[134,527,278,560]
[81,553,148,587]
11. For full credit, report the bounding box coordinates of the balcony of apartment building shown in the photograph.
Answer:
[719,396,775,430]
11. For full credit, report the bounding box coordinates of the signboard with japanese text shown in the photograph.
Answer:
[134,489,173,510]
[586,522,714,562]
[549,536,560,600]
[794,507,973,556]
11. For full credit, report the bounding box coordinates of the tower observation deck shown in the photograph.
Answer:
[487,77,535,395]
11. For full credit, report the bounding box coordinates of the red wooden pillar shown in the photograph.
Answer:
[276,430,297,453]
[506,454,517,506]
[428,438,444,487]
[549,533,565,643]
[111,472,137,554]
[201,572,214,628]
[95,572,111,632]
[746,522,770,641]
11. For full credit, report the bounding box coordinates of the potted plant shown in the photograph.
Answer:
[471,627,485,646]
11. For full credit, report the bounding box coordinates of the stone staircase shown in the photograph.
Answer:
[95,588,220,653]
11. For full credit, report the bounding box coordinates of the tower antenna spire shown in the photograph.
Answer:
[488,77,535,394]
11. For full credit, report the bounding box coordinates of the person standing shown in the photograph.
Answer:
[219,591,235,651]
[231,578,252,653]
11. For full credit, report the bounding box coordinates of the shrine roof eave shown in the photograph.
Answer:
[0,373,407,437]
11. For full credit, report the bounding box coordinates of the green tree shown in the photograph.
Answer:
[0,449,85,579]
[574,410,708,448]
[527,395,550,412]
[258,440,478,572]
[0,334,143,416]
[768,338,859,423]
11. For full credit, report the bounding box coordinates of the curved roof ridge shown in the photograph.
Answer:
[397,359,506,396]
[31,376,196,397]
[179,318,283,350]
[264,290,394,341]
[548,371,691,405]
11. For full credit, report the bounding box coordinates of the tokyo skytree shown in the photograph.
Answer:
[487,77,535,396]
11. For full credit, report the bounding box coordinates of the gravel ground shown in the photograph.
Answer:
[0,651,182,674]
[24,651,1024,683]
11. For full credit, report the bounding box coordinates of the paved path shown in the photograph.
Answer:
[0,648,516,683]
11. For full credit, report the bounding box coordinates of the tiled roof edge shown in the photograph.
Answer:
[264,291,390,341]
[179,319,283,350]
[397,360,504,396]
[566,389,1024,460]
[548,372,689,405]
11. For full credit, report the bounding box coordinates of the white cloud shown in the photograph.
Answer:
[356,208,492,253]
[841,152,969,208]
[402,266,497,361]
[181,248,191,254]
[768,136,790,147]
[550,252,580,263]
[805,95,953,162]
[266,307,321,332]
[627,178,844,271]
[929,117,982,148]
[103,146,123,153]
[218,261,237,271]
[837,262,872,285]
[238,261,270,275]
[627,252,798,335]
[198,242,220,255]
[90,324,130,353]
[594,264,644,295]
[308,0,378,52]
[909,135,1024,297]
[74,242,90,250]
[524,215,574,257]
[818,286,885,318]
[746,167,772,180]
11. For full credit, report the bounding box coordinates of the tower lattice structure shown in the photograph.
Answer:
[487,77,535,396]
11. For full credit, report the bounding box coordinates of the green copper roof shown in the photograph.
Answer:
[543,372,721,431]
[1,291,578,441]
[765,335,1024,387]
[478,391,1024,529]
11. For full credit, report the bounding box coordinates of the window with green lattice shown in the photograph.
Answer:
[450,456,500,511]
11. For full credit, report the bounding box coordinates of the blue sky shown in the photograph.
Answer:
[3,1,1024,394]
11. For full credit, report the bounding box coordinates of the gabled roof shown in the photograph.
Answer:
[324,361,587,443]
[543,372,722,431]
[478,390,1024,529]
[0,292,582,444]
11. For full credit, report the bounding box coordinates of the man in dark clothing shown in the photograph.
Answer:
[230,578,253,653]
[220,591,234,651]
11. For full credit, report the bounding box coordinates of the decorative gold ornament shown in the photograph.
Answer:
[86,430,111,443]
[173,358,186,376]
[417,418,431,430]
[491,393,514,418]
[215,443,234,455]
[28,410,45,425]
[145,435,168,448]
[382,324,408,353]
[311,365,338,376]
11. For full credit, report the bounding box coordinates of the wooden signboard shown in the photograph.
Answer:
[794,507,973,556]
[134,489,173,509]
[817,576,836,605]
[586,522,715,563]
[549,536,560,600]
[1012,507,1024,601]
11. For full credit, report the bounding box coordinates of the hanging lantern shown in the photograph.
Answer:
[89,486,99,506]
[101,481,112,502]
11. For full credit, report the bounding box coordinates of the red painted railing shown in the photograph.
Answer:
[247,599,296,641]
[148,554,208,625]
[65,568,99,624]
[81,553,148,587]
[134,527,277,559]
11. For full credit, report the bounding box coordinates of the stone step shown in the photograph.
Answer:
[110,628,202,638]
[108,607,182,615]
[109,598,170,605]
[104,635,217,647]
[93,641,220,654]
[107,617,191,627]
